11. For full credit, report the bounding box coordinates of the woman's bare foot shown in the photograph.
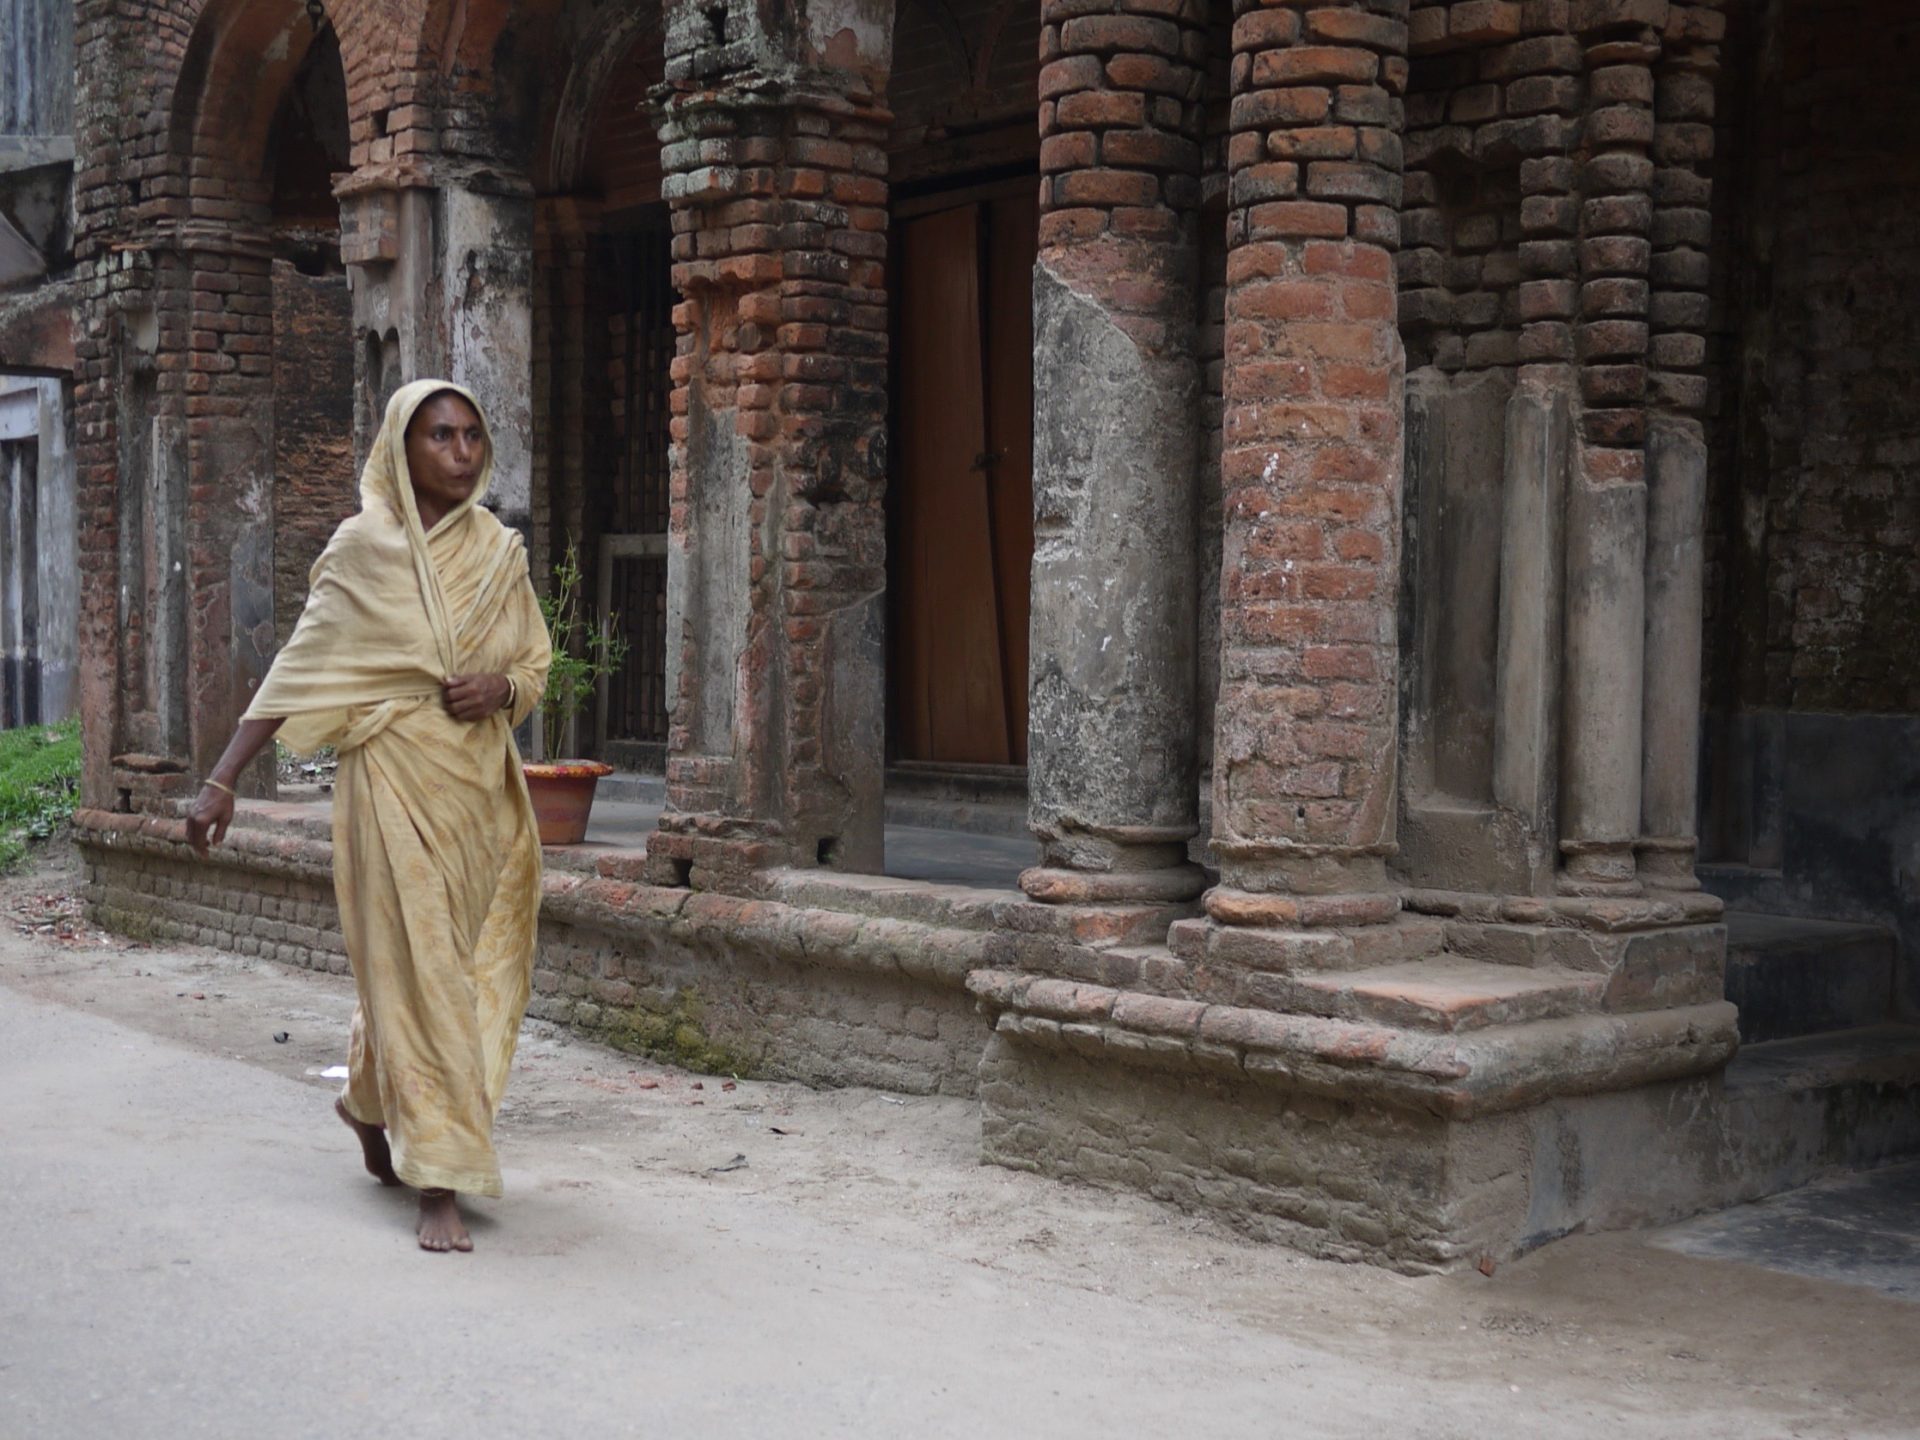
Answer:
[417,1189,473,1252]
[335,1098,400,1187]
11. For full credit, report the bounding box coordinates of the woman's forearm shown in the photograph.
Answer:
[206,717,286,789]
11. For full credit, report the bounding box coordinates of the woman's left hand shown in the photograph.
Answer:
[443,673,512,721]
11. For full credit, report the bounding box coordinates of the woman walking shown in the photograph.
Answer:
[187,381,549,1252]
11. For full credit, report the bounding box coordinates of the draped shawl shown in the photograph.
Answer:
[245,379,541,748]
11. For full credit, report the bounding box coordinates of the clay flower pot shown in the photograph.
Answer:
[523,760,614,845]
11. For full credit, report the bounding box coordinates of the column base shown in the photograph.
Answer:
[1022,831,1205,905]
[1636,836,1703,891]
[1020,864,1207,904]
[1558,839,1645,897]
[968,876,1736,1268]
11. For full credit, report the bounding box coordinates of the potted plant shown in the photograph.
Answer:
[524,543,629,845]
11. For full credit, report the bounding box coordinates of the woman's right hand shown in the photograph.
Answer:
[186,785,235,858]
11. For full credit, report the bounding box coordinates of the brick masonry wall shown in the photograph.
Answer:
[580,28,668,209]
[890,0,1042,183]
[535,916,984,1095]
[978,1028,1476,1270]
[269,262,356,644]
[86,841,351,972]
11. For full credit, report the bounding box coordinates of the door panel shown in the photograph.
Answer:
[894,204,1011,764]
[983,192,1037,765]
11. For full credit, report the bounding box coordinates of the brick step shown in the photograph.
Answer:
[1279,957,1607,1033]
[1724,912,1897,1045]
[1724,1021,1920,1097]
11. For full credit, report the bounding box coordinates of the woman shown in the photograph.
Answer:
[187,381,550,1253]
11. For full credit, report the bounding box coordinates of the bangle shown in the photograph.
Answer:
[203,778,236,798]
[504,675,518,712]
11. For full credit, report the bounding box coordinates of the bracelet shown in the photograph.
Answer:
[504,675,518,712]
[203,778,236,798]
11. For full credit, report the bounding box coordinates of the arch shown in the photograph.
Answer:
[164,0,395,213]
[889,0,1038,143]
[540,0,667,196]
[890,0,971,125]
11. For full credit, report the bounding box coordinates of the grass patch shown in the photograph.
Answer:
[0,720,82,872]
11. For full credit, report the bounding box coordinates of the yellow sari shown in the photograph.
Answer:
[245,380,549,1196]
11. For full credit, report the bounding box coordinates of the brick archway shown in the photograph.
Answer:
[164,0,409,204]
[539,1,666,196]
[146,0,371,787]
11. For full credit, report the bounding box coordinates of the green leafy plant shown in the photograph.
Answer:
[538,542,629,758]
[0,720,82,872]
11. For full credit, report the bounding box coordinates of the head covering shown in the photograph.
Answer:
[369,380,497,676]
[244,379,533,755]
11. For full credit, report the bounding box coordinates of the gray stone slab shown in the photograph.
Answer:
[1652,1162,1920,1302]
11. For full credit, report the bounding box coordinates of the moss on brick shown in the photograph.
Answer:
[595,988,760,1078]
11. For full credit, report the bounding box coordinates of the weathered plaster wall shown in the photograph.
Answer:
[1701,0,1920,984]
[1707,0,1920,720]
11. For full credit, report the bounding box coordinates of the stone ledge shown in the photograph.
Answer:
[74,808,995,1095]
[77,807,335,880]
[1404,886,1725,932]
[75,807,998,993]
[967,967,1739,1120]
[544,871,992,989]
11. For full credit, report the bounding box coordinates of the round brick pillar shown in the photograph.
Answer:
[1022,0,1211,906]
[1203,0,1410,932]
[1560,10,1659,895]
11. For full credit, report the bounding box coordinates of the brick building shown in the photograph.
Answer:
[1,0,80,725]
[48,0,1920,1269]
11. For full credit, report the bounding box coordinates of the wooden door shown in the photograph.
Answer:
[892,192,1036,765]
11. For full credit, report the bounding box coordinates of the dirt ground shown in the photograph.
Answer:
[2,842,1915,1439]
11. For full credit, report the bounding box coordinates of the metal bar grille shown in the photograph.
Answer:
[595,218,674,747]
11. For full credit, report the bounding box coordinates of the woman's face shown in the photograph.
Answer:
[404,393,486,520]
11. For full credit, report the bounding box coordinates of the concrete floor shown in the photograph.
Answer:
[7,852,1920,1440]
[1654,1162,1920,1302]
[280,775,1041,890]
[579,796,1037,890]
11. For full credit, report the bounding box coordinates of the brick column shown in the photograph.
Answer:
[645,82,891,887]
[1022,0,1210,906]
[183,238,279,789]
[1559,0,1659,894]
[1202,0,1409,952]
[1638,0,1721,889]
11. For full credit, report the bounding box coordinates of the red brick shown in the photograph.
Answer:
[1252,45,1380,87]
[1246,200,1350,239]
